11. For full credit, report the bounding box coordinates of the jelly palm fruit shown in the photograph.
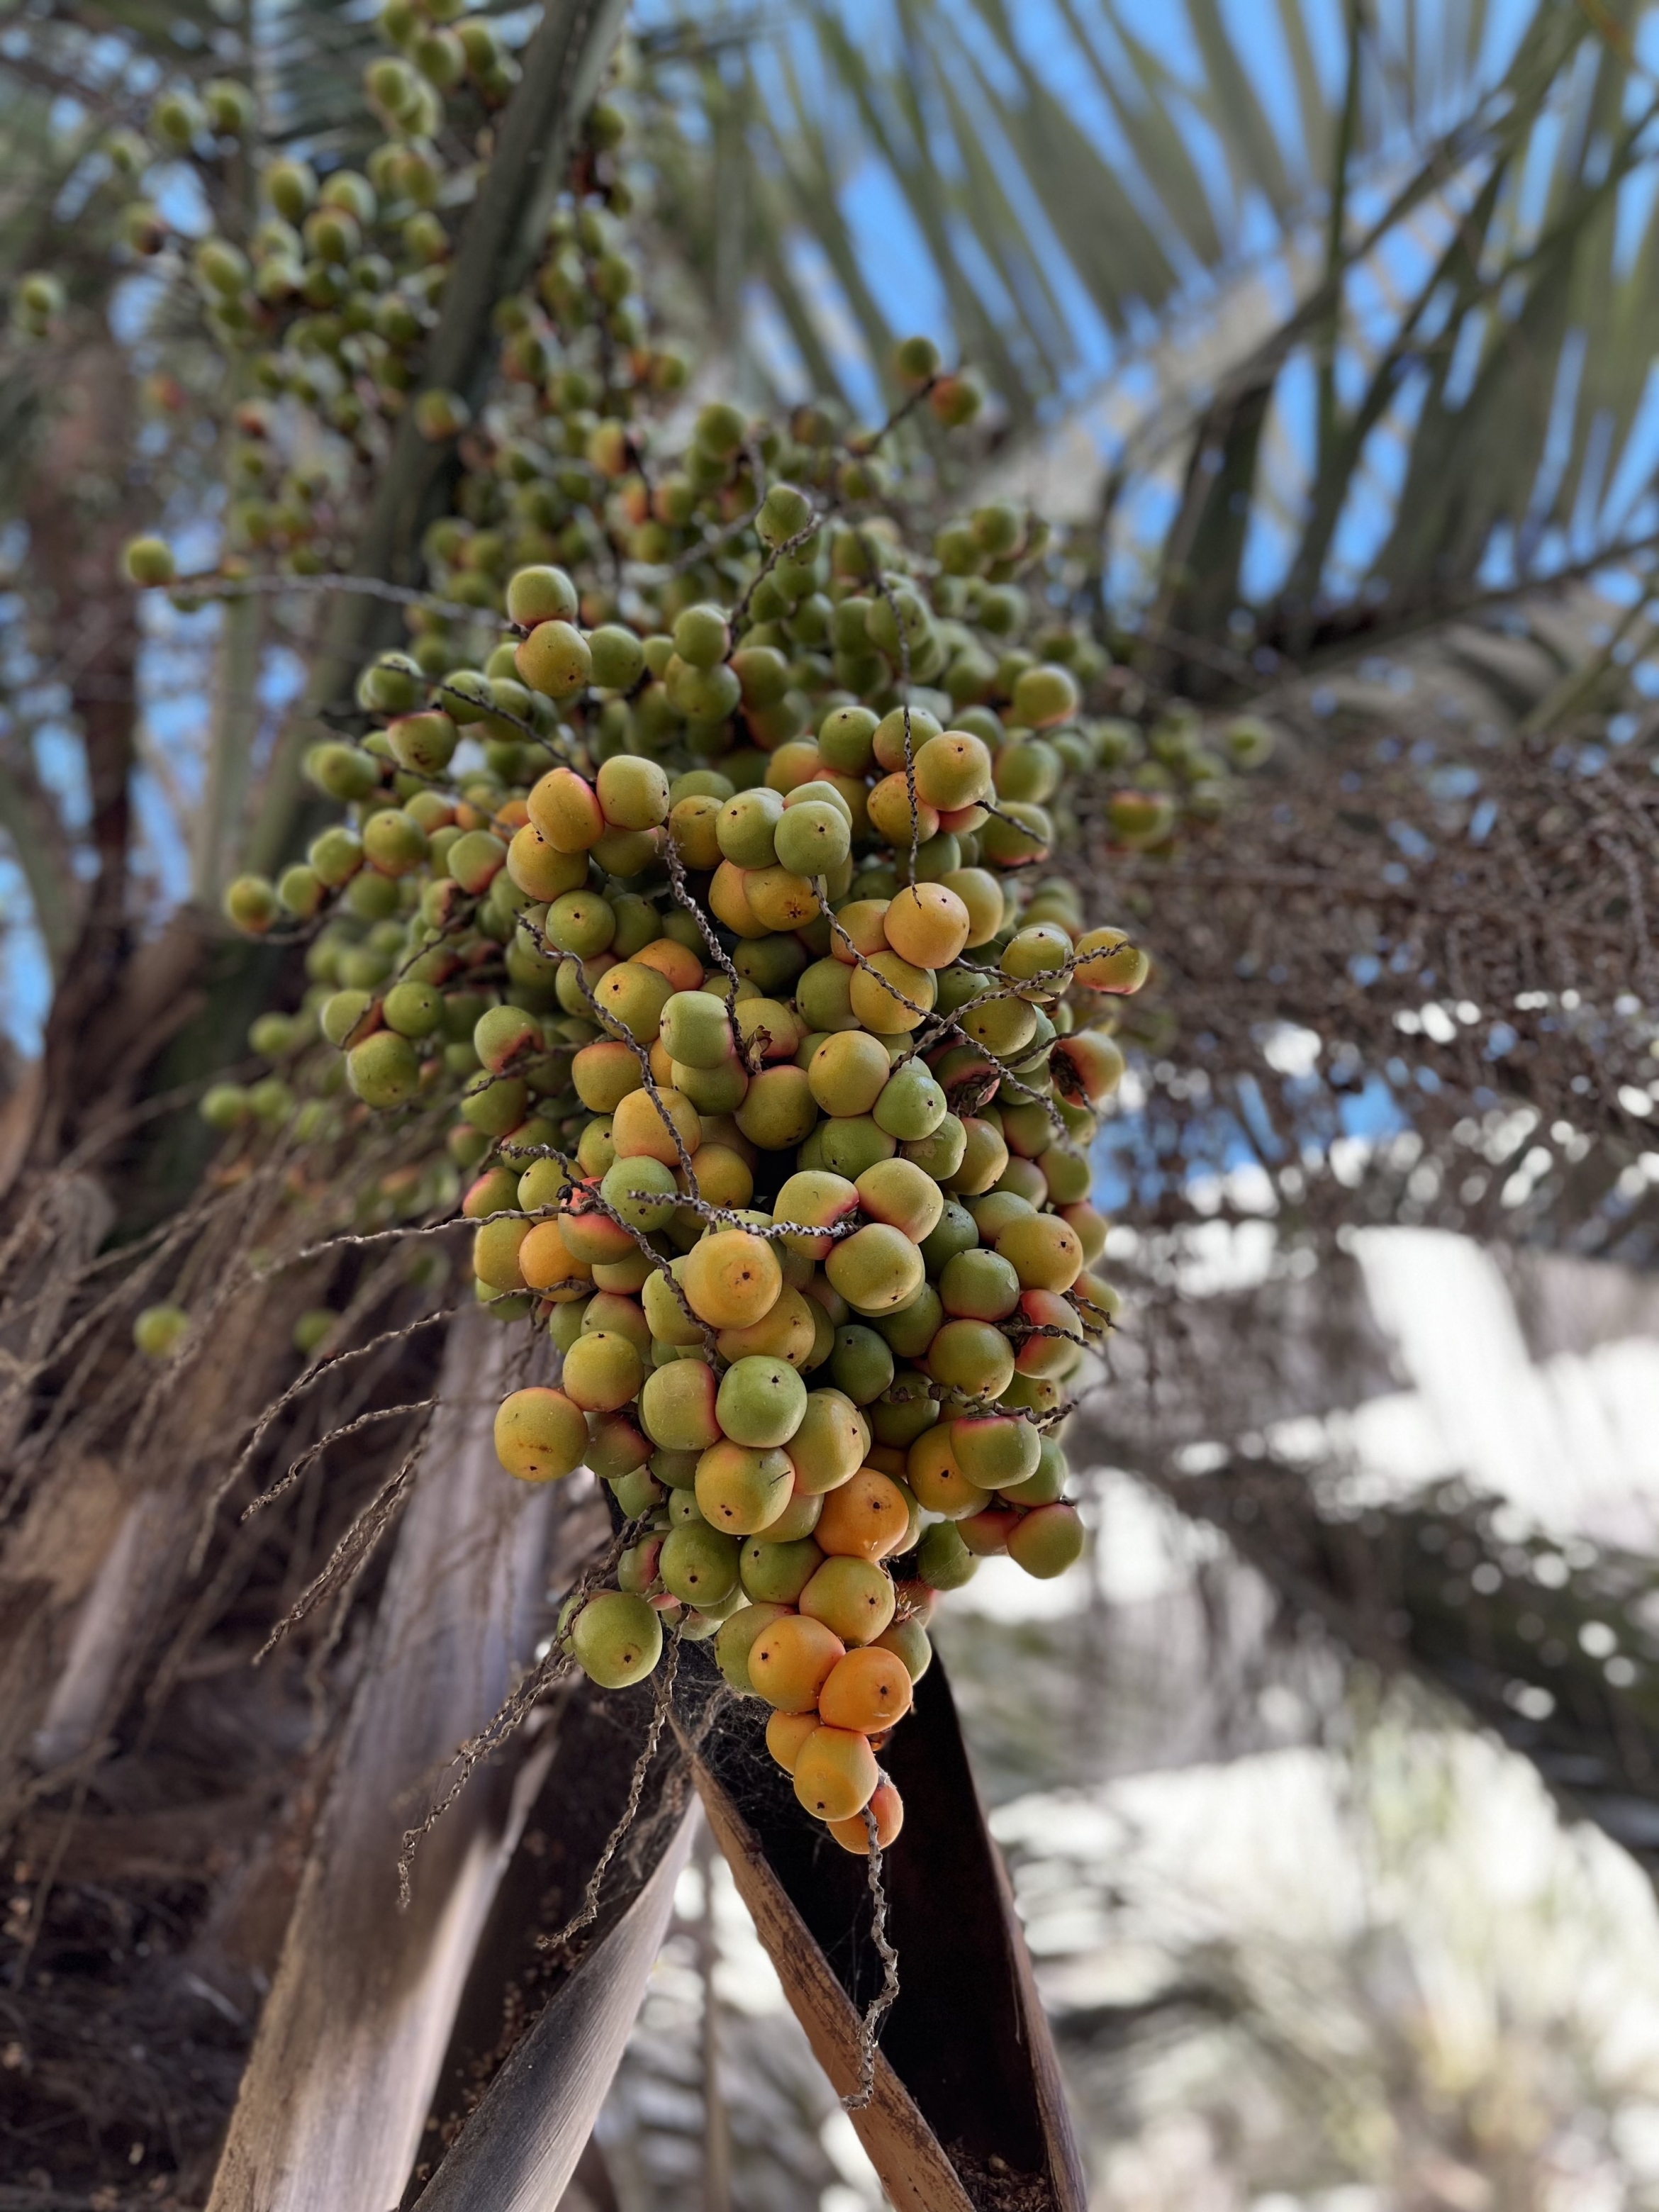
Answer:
[494,1387,586,1482]
[1007,1502,1086,1579]
[696,1439,793,1534]
[815,1467,910,1559]
[188,57,1169,1869]
[571,1592,663,1689]
[682,1229,781,1327]
[765,1708,820,1773]
[828,1780,904,1855]
[818,1645,912,1733]
[799,1555,897,1645]
[793,1726,878,1822]
[748,1613,846,1710]
[716,1356,807,1448]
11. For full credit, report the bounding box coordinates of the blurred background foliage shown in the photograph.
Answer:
[13,1,1659,2206]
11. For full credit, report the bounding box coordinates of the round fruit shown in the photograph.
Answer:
[571,1592,662,1688]
[494,1387,586,1482]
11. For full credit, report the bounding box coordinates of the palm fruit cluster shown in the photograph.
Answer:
[118,48,1177,1858]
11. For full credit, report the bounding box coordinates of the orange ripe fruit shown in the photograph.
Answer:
[708,860,772,939]
[995,1211,1083,1292]
[744,864,819,932]
[829,898,891,965]
[815,1468,911,1560]
[572,1038,643,1115]
[527,765,605,852]
[681,1228,782,1328]
[905,1424,977,1519]
[818,1644,912,1733]
[848,949,934,1034]
[493,1387,586,1482]
[866,772,940,847]
[506,822,588,903]
[749,1611,846,1710]
[828,1779,903,1855]
[799,1555,896,1646]
[632,937,704,993]
[687,1143,754,1212]
[883,883,971,970]
[1051,1029,1125,1107]
[793,1725,878,1823]
[766,1708,820,1773]
[518,1217,594,1300]
[613,1085,701,1164]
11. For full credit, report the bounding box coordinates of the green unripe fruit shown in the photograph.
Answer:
[756,482,814,548]
[741,1534,822,1604]
[830,1324,894,1405]
[817,1117,898,1183]
[661,990,732,1070]
[917,1520,978,1591]
[693,401,746,458]
[123,535,175,588]
[773,800,849,877]
[382,980,443,1037]
[361,810,428,877]
[1007,1501,1085,1580]
[873,1062,946,1141]
[951,1413,1041,1490]
[717,786,783,868]
[674,603,730,671]
[200,1083,252,1131]
[308,826,364,886]
[152,87,204,147]
[588,624,646,691]
[320,990,373,1047]
[133,1303,190,1358]
[348,1030,420,1107]
[715,1356,808,1449]
[1017,1437,1068,1507]
[224,874,278,934]
[825,1222,925,1317]
[601,1153,678,1231]
[248,1012,295,1058]
[545,890,615,958]
[895,333,942,387]
[506,564,579,626]
[571,1591,663,1688]
[307,742,381,803]
[387,710,457,776]
[277,864,325,919]
[265,158,318,220]
[660,1521,740,1607]
[1012,663,1080,730]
